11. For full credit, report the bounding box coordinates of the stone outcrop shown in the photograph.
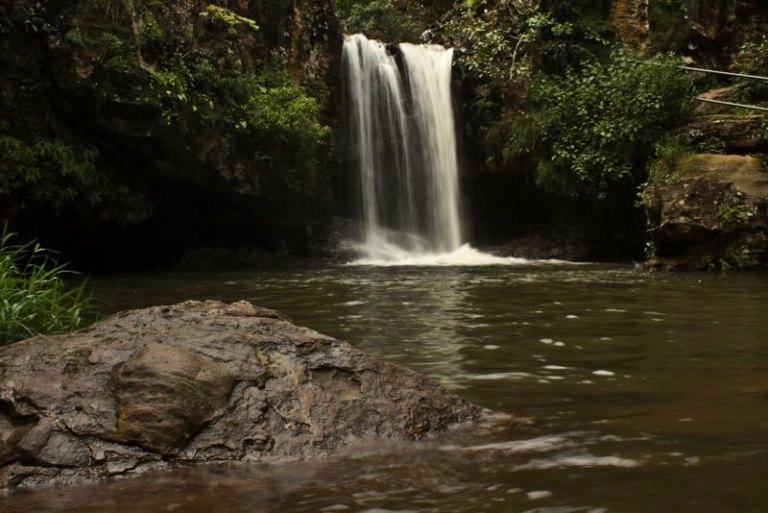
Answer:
[682,114,767,153]
[643,154,768,270]
[0,301,481,490]
[611,0,650,52]
[0,0,343,269]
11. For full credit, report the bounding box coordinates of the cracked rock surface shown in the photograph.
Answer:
[0,301,481,490]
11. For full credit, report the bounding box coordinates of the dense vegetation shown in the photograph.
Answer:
[0,0,335,267]
[733,35,768,101]
[443,0,696,201]
[0,229,89,346]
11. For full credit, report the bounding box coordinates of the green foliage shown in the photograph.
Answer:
[646,136,692,186]
[199,5,258,37]
[732,36,768,101]
[717,192,758,228]
[445,0,612,83]
[0,229,89,346]
[638,136,692,207]
[0,1,50,36]
[201,68,331,189]
[648,0,689,53]
[62,0,330,195]
[335,0,429,42]
[0,122,151,223]
[514,51,694,198]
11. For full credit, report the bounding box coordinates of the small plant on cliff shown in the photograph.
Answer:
[0,121,152,224]
[0,229,89,346]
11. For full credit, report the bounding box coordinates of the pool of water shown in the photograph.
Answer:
[4,263,768,512]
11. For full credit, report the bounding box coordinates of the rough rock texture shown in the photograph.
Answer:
[644,154,768,270]
[611,0,650,52]
[682,114,767,153]
[0,301,481,490]
[679,0,768,65]
[693,85,748,116]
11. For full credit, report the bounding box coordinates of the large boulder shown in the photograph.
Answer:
[643,154,768,270]
[0,301,481,490]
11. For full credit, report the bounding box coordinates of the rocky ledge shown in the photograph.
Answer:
[643,154,768,270]
[0,301,481,490]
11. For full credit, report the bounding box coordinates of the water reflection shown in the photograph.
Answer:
[18,264,767,513]
[347,269,471,389]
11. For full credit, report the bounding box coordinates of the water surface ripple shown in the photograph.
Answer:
[4,264,768,512]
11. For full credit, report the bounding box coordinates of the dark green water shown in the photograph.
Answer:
[4,263,768,512]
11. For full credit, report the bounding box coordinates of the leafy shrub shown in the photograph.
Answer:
[515,51,694,198]
[717,193,758,229]
[646,136,692,186]
[199,5,258,37]
[637,135,693,207]
[0,229,89,346]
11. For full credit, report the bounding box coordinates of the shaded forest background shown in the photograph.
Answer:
[1,0,767,269]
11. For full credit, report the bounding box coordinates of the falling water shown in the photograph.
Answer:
[343,34,463,261]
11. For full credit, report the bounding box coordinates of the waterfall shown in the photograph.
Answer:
[343,34,463,261]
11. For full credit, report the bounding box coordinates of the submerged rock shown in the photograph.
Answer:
[643,154,768,270]
[0,301,481,490]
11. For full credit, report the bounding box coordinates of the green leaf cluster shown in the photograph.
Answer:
[0,122,152,224]
[445,0,611,83]
[0,229,89,346]
[201,68,331,190]
[335,0,433,42]
[732,35,768,102]
[62,0,330,195]
[199,5,258,37]
[515,51,694,198]
[0,1,50,36]
[717,192,758,229]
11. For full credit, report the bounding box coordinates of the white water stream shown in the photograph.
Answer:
[342,34,558,266]
[344,34,497,265]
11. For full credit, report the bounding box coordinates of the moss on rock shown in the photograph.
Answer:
[642,153,768,271]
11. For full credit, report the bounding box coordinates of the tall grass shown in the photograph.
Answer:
[0,228,89,346]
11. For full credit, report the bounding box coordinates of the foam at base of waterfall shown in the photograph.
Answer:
[343,34,463,253]
[347,242,572,267]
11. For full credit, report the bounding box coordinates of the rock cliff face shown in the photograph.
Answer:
[610,0,650,52]
[663,0,767,64]
[643,154,768,270]
[0,301,482,490]
[0,0,342,269]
